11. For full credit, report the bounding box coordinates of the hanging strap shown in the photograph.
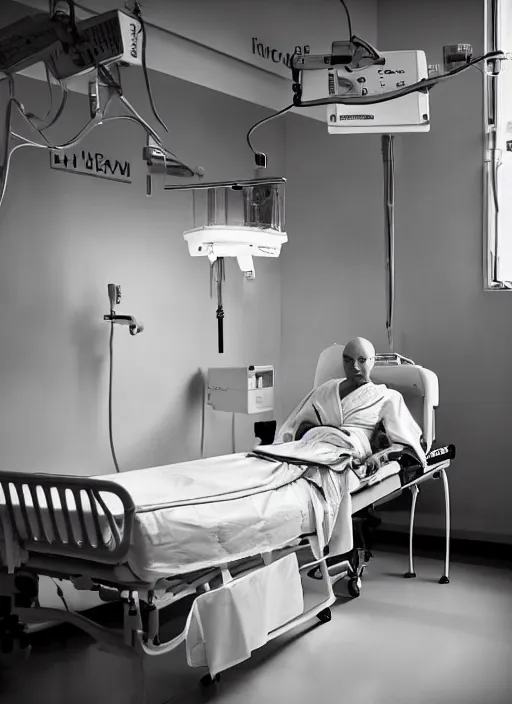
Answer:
[382,135,395,353]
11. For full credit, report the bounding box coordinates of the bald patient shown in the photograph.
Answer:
[339,337,376,401]
[275,336,425,462]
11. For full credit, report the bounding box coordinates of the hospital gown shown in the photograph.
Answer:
[275,380,426,465]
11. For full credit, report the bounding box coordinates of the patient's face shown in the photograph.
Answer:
[343,339,375,385]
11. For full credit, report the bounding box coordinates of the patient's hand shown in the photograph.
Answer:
[365,444,405,477]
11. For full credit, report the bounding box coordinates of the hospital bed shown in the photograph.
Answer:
[0,346,454,692]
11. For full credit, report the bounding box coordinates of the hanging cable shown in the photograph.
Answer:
[339,0,353,39]
[130,1,169,133]
[294,51,504,108]
[50,578,69,611]
[108,320,121,473]
[246,49,503,160]
[382,135,395,352]
[246,104,294,165]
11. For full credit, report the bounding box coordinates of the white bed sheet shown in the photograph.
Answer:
[0,455,402,585]
[103,459,402,583]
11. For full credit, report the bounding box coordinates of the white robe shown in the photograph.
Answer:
[275,379,426,466]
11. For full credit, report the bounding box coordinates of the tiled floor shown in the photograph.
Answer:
[1,550,511,704]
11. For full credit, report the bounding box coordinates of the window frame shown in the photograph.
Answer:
[484,0,512,289]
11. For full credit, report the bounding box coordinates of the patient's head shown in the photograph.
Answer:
[343,337,375,385]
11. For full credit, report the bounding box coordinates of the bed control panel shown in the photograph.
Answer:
[426,444,456,465]
[207,365,274,414]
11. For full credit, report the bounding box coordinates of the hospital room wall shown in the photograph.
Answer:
[281,124,389,407]
[376,0,512,543]
[0,70,284,476]
[283,0,512,543]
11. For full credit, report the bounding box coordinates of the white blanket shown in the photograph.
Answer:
[274,379,426,466]
[252,380,426,558]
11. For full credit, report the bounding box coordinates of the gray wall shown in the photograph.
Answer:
[282,0,512,542]
[281,121,388,409]
[0,71,284,476]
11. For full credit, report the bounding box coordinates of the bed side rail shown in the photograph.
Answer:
[0,471,135,565]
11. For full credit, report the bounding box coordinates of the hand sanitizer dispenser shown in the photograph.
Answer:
[207,366,274,414]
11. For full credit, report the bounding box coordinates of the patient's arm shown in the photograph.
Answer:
[366,444,406,473]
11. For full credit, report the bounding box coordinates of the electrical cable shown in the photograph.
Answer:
[200,371,207,460]
[108,320,121,473]
[294,51,504,107]
[51,0,79,44]
[130,1,169,133]
[0,77,15,208]
[339,0,353,39]
[96,64,197,176]
[245,51,503,159]
[382,135,395,352]
[0,4,196,188]
[50,578,69,611]
[246,103,294,163]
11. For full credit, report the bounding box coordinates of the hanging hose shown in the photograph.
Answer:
[382,135,395,353]
[108,319,121,473]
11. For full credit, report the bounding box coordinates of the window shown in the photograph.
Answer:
[484,0,512,288]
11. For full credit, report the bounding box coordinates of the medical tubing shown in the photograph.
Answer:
[109,321,121,473]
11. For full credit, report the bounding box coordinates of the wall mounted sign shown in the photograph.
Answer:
[50,149,132,184]
[251,39,310,71]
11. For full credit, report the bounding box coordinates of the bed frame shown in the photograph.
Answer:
[0,353,455,701]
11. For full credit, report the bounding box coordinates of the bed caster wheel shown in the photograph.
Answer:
[200,673,221,687]
[404,571,416,579]
[317,608,332,624]
[347,578,361,598]
[439,576,450,585]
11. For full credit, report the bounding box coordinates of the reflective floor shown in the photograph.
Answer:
[1,549,511,704]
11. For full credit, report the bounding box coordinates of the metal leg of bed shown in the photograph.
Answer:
[438,468,451,584]
[404,485,419,579]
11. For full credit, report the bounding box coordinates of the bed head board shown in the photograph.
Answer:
[314,344,439,450]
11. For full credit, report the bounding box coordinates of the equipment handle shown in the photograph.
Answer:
[217,307,224,353]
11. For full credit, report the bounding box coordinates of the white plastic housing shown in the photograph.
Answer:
[322,50,430,134]
[207,366,274,414]
[184,181,287,277]
[184,225,287,276]
[49,10,143,80]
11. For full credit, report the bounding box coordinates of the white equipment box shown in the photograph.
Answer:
[301,49,430,134]
[328,50,429,134]
[207,366,274,415]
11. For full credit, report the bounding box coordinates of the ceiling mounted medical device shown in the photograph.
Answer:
[0,2,201,212]
[245,0,504,162]
[165,178,287,279]
[294,46,430,134]
[165,177,287,354]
